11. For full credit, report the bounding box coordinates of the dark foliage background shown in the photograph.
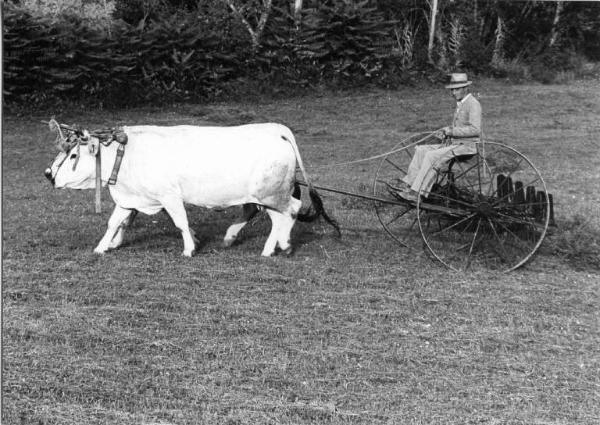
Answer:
[3,0,600,106]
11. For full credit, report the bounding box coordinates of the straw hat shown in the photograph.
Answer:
[445,73,472,89]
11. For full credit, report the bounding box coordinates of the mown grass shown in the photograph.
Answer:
[3,80,600,424]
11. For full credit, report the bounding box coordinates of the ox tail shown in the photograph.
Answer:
[281,133,341,236]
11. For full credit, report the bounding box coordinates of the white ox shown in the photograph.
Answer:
[45,123,338,256]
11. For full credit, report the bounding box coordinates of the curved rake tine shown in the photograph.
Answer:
[378,179,405,192]
[427,212,478,236]
[493,175,543,207]
[384,206,413,226]
[411,209,427,231]
[426,191,476,210]
[493,218,538,251]
[384,157,407,174]
[494,211,545,229]
[485,217,513,263]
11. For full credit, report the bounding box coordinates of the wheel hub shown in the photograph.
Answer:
[476,201,494,217]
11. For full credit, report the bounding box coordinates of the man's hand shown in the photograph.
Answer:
[441,126,453,137]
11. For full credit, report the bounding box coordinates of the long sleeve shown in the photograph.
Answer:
[451,96,481,139]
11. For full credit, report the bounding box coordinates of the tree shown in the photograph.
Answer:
[549,0,564,47]
[426,0,439,64]
[221,0,273,51]
[293,0,303,26]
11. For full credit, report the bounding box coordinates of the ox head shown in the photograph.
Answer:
[44,120,97,189]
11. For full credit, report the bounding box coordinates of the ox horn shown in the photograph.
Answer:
[48,118,70,152]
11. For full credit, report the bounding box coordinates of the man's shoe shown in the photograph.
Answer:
[397,190,418,202]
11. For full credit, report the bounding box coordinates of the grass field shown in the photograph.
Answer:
[3,80,600,424]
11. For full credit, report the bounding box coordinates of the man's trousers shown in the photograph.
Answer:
[402,143,477,196]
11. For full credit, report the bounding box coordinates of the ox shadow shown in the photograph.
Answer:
[112,207,334,256]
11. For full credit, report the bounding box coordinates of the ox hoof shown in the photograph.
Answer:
[223,237,236,248]
[182,250,195,257]
[281,246,293,256]
[93,248,108,255]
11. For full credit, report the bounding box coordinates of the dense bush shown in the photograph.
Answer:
[3,6,135,103]
[260,1,398,87]
[3,3,247,105]
[295,1,395,84]
[3,0,599,107]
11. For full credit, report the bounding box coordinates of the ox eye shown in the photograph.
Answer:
[70,153,78,159]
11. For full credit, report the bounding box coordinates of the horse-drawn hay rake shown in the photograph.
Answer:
[302,132,553,272]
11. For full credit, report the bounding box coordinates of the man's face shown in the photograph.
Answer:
[450,87,467,101]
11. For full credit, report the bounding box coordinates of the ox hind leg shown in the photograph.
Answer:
[161,198,197,257]
[94,206,134,254]
[224,203,260,247]
[262,197,301,257]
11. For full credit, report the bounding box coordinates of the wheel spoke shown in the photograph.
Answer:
[464,218,483,269]
[481,156,497,198]
[498,155,525,180]
[451,159,480,182]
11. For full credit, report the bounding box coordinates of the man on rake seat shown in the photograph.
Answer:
[397,72,482,202]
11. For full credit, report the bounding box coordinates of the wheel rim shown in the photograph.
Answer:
[416,141,550,272]
[373,133,432,250]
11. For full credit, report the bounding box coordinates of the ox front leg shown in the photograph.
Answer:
[94,206,134,254]
[161,198,196,257]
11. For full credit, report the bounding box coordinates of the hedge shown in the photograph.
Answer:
[3,2,402,106]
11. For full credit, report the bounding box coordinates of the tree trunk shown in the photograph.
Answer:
[293,0,303,22]
[427,0,439,64]
[549,1,564,47]
[492,16,505,66]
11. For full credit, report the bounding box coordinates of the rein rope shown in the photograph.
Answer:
[304,128,446,169]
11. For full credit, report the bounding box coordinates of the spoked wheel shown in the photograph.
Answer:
[373,132,439,250]
[416,141,550,272]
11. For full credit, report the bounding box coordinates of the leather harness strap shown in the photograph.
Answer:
[108,142,126,185]
[106,129,128,185]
